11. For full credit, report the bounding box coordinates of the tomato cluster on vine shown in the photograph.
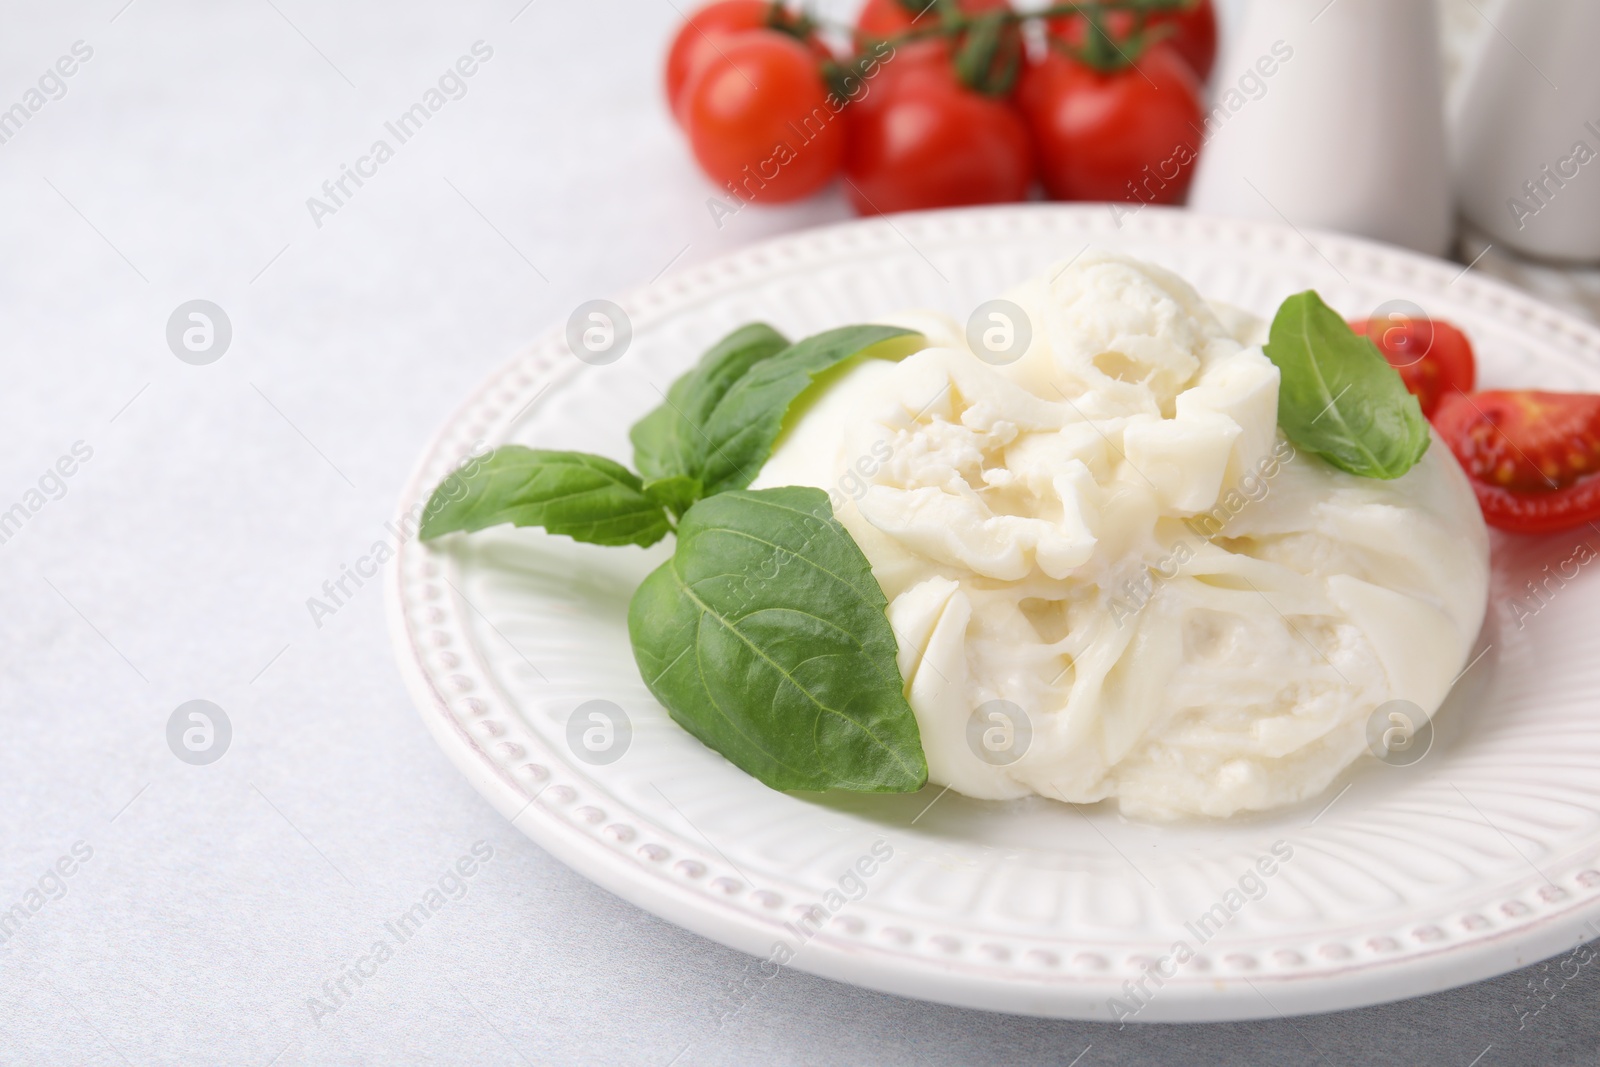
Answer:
[665,0,1217,215]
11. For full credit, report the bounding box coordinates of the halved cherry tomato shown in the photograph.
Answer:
[1349,315,1476,419]
[1434,390,1600,533]
[1047,0,1219,83]
[664,1,830,124]
[1017,43,1202,203]
[843,63,1032,214]
[681,32,847,203]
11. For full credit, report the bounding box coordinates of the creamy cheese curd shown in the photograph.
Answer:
[752,252,1489,819]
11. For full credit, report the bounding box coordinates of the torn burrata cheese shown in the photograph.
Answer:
[751,251,1489,819]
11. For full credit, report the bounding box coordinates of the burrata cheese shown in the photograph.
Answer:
[752,252,1489,819]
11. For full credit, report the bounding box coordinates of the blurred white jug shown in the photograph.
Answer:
[1453,0,1600,262]
[1188,0,1453,257]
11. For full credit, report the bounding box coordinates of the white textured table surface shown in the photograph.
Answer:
[2,2,1597,1065]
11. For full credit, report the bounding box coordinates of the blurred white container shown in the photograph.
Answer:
[1453,0,1600,262]
[1188,0,1453,257]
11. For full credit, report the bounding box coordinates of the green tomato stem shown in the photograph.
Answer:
[845,0,1192,72]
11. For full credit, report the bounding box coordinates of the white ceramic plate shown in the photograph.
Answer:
[387,205,1600,1022]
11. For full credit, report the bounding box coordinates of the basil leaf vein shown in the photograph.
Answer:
[628,486,927,793]
[631,323,922,499]
[630,323,791,489]
[419,446,670,547]
[1263,290,1430,480]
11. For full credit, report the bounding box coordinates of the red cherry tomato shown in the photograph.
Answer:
[664,1,829,124]
[1349,315,1476,419]
[856,0,1013,43]
[1017,44,1203,203]
[855,0,1022,93]
[1047,0,1219,82]
[844,36,955,122]
[843,64,1032,215]
[681,32,847,204]
[814,25,947,130]
[1434,390,1600,533]
[1153,0,1219,81]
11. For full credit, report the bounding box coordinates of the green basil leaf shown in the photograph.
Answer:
[419,446,670,547]
[1263,290,1431,480]
[630,323,791,489]
[628,486,928,793]
[697,324,923,495]
[631,323,923,499]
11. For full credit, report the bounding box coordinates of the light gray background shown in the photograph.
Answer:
[2,1,1596,1064]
